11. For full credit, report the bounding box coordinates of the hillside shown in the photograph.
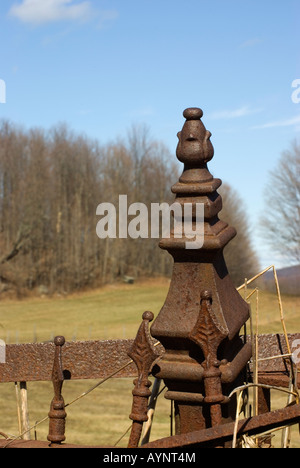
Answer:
[260,265,300,296]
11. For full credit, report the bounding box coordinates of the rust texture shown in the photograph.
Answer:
[127,312,161,448]
[47,336,67,445]
[151,108,252,433]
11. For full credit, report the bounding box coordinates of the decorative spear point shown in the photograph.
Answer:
[128,312,160,448]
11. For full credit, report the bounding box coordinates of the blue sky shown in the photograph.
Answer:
[0,0,299,270]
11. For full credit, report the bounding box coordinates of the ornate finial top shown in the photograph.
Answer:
[142,311,154,322]
[54,336,65,347]
[176,107,214,167]
[183,108,203,120]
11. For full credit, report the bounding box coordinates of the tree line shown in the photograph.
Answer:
[260,141,300,266]
[0,120,259,297]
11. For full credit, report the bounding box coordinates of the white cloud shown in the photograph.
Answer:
[9,0,94,25]
[252,115,300,130]
[208,106,263,120]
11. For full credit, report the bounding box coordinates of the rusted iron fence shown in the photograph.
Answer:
[0,333,299,448]
[0,108,299,448]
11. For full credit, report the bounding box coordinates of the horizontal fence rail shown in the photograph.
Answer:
[0,334,299,385]
[0,339,141,382]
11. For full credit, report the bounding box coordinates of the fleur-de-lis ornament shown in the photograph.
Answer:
[128,311,160,448]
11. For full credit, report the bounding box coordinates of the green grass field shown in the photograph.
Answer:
[0,278,299,447]
[0,278,172,344]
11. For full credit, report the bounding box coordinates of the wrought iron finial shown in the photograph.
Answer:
[151,107,251,435]
[128,311,160,448]
[48,336,67,445]
[176,107,214,185]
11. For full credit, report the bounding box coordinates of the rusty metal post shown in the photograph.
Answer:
[151,108,252,437]
[47,336,67,446]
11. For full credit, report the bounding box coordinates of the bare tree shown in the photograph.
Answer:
[260,141,300,265]
[219,183,260,286]
[0,119,260,295]
[0,229,30,265]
